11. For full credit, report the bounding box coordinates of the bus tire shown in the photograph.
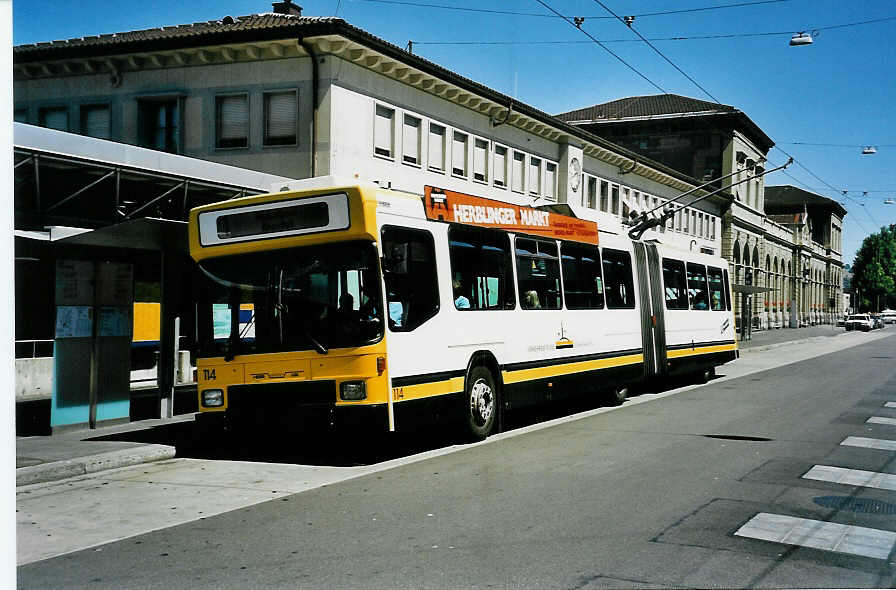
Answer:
[609,386,628,406]
[463,365,499,441]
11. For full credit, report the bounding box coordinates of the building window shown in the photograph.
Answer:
[14,108,28,123]
[511,151,525,193]
[544,162,556,200]
[402,114,421,165]
[80,104,110,139]
[586,176,597,209]
[451,131,468,177]
[473,138,489,183]
[138,99,179,153]
[600,180,609,212]
[493,145,508,188]
[529,157,542,196]
[216,94,249,149]
[428,123,445,172]
[611,185,619,215]
[264,90,298,146]
[373,104,394,159]
[39,106,68,131]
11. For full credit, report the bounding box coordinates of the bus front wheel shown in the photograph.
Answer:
[463,365,499,441]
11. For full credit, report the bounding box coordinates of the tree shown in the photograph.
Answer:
[851,224,896,311]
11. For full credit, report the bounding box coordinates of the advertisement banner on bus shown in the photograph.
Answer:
[423,186,599,245]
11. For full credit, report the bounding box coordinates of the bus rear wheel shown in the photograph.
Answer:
[463,365,499,441]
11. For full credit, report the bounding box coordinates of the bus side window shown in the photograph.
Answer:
[723,268,732,311]
[602,248,636,309]
[560,242,604,309]
[707,266,725,311]
[686,262,710,311]
[381,226,439,331]
[515,237,562,310]
[661,258,689,310]
[448,225,515,311]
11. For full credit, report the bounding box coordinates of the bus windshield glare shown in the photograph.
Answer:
[197,241,384,358]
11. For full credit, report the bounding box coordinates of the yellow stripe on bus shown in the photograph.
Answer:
[665,343,738,359]
[501,353,644,385]
[391,377,465,402]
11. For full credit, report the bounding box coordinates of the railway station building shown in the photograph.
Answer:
[557,95,845,329]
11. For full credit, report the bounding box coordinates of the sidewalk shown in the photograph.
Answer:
[16,415,189,487]
[737,323,847,352]
[16,324,855,487]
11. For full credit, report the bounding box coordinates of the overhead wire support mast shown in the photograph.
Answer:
[628,158,794,240]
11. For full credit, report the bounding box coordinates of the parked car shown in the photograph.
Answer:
[881,310,896,324]
[845,314,874,332]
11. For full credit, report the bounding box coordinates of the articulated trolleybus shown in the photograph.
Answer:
[189,179,737,440]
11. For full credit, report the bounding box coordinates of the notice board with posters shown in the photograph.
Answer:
[53,260,133,429]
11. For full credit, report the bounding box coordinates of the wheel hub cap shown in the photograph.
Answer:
[470,379,494,424]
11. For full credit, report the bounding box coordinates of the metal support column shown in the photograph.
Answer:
[157,251,178,418]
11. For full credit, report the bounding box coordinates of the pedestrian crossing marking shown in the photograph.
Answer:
[868,416,896,426]
[735,513,896,560]
[803,465,896,491]
[842,436,896,451]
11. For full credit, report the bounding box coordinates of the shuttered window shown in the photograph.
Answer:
[473,138,488,182]
[511,151,525,193]
[374,104,394,158]
[529,157,541,196]
[39,107,67,131]
[216,95,248,149]
[544,162,556,200]
[452,131,467,177]
[81,105,110,139]
[428,123,445,171]
[264,91,297,146]
[493,145,507,187]
[402,114,421,165]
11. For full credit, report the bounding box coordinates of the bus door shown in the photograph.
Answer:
[632,243,667,378]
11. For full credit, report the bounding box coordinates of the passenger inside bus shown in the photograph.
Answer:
[525,290,541,309]
[453,279,471,309]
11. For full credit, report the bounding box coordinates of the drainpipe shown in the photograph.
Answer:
[299,37,318,177]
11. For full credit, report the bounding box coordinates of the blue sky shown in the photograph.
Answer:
[13,0,896,263]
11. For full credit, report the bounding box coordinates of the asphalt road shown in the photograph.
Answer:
[19,334,896,589]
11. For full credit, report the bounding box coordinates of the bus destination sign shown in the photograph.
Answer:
[423,186,598,245]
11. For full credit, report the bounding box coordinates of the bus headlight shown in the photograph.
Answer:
[340,381,367,401]
[201,389,224,407]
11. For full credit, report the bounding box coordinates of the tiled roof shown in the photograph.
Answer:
[14,14,343,58]
[555,94,736,123]
[765,185,848,218]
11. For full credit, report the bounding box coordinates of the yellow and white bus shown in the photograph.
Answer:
[189,180,737,440]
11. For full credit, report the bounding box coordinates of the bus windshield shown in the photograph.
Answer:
[197,241,384,358]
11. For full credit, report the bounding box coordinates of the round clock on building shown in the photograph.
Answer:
[568,157,582,193]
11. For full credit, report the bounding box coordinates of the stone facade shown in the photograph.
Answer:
[558,95,846,330]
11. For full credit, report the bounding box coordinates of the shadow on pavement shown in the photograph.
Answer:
[87,371,712,467]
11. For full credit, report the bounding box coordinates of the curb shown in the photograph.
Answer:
[16,444,177,487]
